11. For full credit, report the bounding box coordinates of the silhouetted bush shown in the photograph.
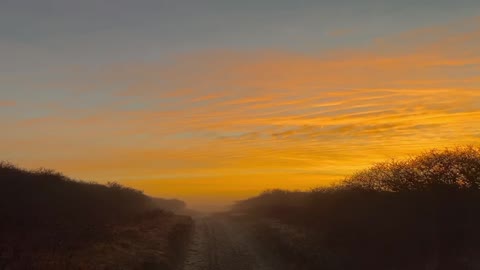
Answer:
[344,146,480,191]
[0,163,186,254]
[150,197,187,213]
[234,146,480,270]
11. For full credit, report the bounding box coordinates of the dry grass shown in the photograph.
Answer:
[0,164,193,270]
[1,214,193,270]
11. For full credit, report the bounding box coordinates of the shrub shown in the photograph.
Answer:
[234,146,480,270]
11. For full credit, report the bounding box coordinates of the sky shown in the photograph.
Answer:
[1,0,480,210]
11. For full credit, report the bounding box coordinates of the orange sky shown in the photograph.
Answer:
[2,16,480,211]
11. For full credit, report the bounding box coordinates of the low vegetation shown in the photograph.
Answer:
[233,146,480,270]
[0,163,192,270]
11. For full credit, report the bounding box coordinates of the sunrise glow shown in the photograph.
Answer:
[1,3,479,210]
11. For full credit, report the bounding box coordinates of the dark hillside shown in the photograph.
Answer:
[233,146,480,270]
[0,163,192,270]
[0,163,166,233]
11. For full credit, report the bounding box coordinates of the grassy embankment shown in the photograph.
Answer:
[233,146,480,270]
[0,163,192,270]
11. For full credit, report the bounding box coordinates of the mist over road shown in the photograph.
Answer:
[183,217,276,270]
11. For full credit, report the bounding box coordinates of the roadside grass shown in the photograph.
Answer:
[0,163,193,270]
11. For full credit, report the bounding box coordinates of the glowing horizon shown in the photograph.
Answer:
[1,2,480,210]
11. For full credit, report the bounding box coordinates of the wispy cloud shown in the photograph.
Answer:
[2,17,480,209]
[0,100,16,107]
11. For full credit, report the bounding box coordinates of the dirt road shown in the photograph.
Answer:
[182,217,276,270]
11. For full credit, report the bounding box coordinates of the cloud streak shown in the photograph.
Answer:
[2,17,480,210]
[0,100,16,107]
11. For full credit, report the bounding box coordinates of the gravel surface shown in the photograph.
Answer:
[183,217,275,270]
